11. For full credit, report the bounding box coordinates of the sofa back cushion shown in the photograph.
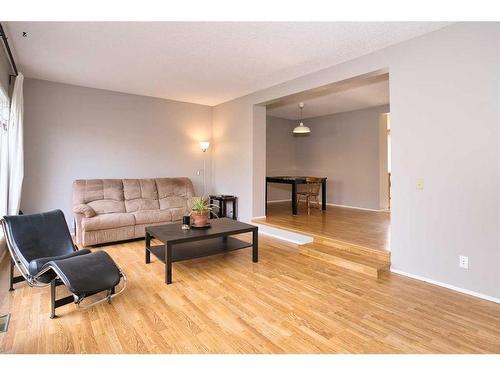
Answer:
[73,179,126,214]
[73,177,195,216]
[156,177,194,211]
[123,179,160,212]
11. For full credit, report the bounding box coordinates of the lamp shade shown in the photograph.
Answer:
[293,102,311,134]
[292,122,311,134]
[199,141,210,152]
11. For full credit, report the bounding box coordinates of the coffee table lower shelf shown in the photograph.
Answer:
[148,237,253,263]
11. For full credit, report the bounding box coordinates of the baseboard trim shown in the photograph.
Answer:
[254,222,313,245]
[326,203,387,212]
[390,268,500,304]
[258,231,306,245]
[266,200,387,212]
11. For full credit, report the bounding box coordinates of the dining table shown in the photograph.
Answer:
[265,176,327,215]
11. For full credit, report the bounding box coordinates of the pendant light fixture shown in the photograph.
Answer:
[293,102,311,134]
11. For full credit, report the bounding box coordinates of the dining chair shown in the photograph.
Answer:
[297,177,322,215]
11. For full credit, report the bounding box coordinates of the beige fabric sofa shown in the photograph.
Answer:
[73,178,194,246]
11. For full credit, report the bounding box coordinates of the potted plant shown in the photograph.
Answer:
[190,196,218,226]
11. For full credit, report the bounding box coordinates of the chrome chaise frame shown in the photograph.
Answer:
[1,218,127,318]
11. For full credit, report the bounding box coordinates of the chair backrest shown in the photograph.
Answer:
[305,177,322,194]
[2,210,75,269]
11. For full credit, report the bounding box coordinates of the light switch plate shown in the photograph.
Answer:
[459,255,469,269]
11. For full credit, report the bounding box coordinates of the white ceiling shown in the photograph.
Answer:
[267,76,389,120]
[5,22,449,106]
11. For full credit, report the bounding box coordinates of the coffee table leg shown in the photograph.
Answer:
[252,228,258,263]
[165,243,172,284]
[145,232,151,264]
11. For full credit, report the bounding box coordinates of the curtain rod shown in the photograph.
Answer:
[0,22,19,82]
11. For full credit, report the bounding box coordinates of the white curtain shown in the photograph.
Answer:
[0,73,24,261]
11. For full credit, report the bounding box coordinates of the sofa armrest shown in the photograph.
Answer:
[72,203,96,218]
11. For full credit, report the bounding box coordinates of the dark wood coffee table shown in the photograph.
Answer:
[145,218,258,284]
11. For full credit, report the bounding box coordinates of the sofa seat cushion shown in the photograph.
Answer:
[133,209,172,225]
[82,213,135,231]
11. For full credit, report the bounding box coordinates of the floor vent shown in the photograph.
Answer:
[0,314,11,333]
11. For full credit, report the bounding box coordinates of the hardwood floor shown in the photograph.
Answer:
[257,201,391,251]
[1,233,499,354]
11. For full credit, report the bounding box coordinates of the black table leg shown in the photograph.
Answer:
[165,243,172,284]
[322,179,327,211]
[265,180,268,216]
[252,228,258,263]
[145,232,151,264]
[209,197,214,219]
[292,181,298,215]
[233,198,237,220]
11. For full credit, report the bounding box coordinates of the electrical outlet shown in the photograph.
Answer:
[459,255,469,269]
[416,178,424,190]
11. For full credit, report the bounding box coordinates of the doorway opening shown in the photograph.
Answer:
[255,71,391,257]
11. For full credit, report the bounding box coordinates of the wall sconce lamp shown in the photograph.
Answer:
[200,141,210,152]
[199,141,210,195]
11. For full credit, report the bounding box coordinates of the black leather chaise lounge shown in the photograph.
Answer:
[1,209,127,318]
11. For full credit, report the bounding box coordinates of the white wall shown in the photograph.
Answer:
[213,23,500,300]
[267,105,389,209]
[266,116,297,201]
[300,105,388,209]
[212,101,254,222]
[378,113,390,210]
[22,78,213,225]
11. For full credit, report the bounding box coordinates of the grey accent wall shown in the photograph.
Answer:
[266,116,297,201]
[22,78,213,226]
[213,23,500,300]
[295,105,389,209]
[266,105,389,209]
